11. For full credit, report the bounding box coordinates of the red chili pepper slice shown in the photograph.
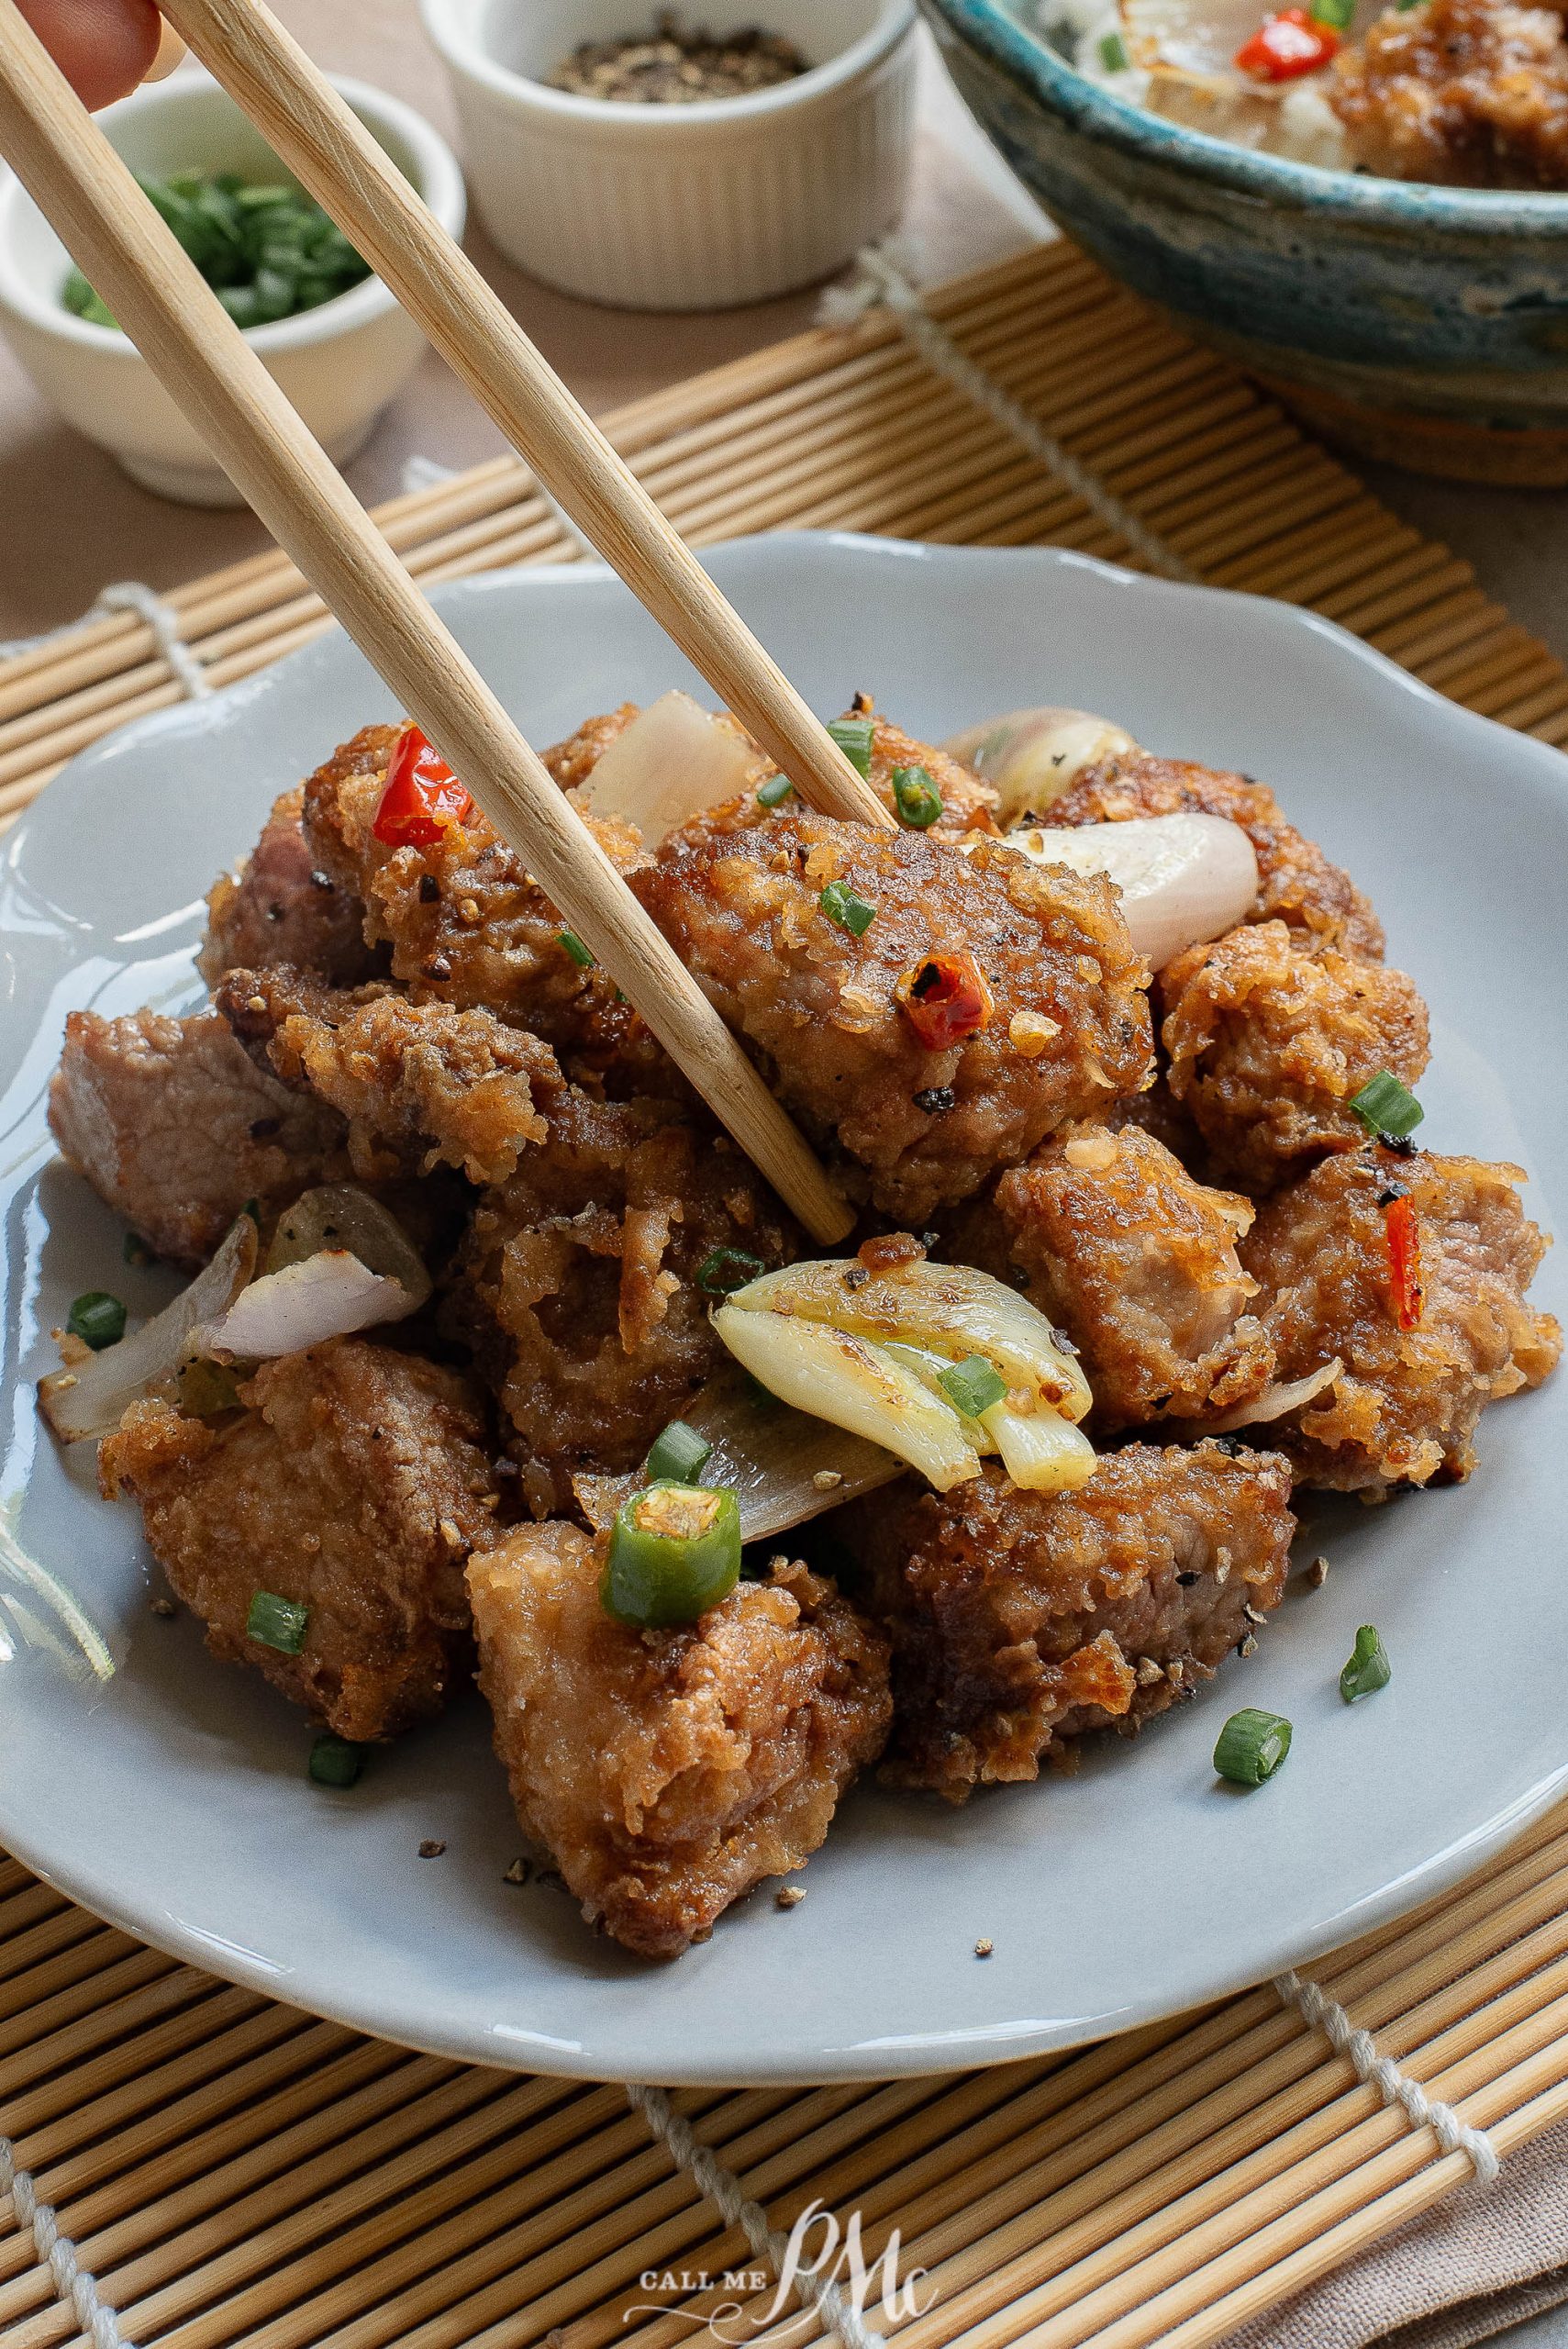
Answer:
[895,952,995,1051]
[1385,1195,1424,1331]
[1234,7,1340,80]
[372,725,475,850]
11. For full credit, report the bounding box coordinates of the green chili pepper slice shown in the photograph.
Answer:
[601,1484,742,1629]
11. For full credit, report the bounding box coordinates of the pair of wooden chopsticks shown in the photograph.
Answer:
[0,0,898,1243]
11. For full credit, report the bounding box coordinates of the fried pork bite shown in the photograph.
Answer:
[1045,752,1385,961]
[852,1446,1295,1799]
[100,1340,503,1741]
[450,1088,799,1514]
[218,967,565,1187]
[469,1522,890,1957]
[987,1120,1276,1430]
[1160,921,1430,1195]
[49,1007,344,1267]
[634,807,1152,1223]
[300,724,661,1086]
[1241,1147,1562,1490]
[197,785,375,990]
[1331,0,1568,188]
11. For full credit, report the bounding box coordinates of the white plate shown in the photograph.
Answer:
[2,535,1565,2087]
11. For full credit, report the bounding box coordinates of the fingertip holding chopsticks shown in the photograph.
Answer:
[0,0,868,1243]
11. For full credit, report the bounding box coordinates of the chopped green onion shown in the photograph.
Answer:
[1097,28,1130,68]
[827,716,875,777]
[695,1245,766,1296]
[62,172,371,333]
[246,1590,309,1655]
[937,1354,1008,1419]
[67,1291,126,1351]
[601,1484,742,1628]
[308,1733,364,1787]
[757,774,794,809]
[1349,1070,1423,1141]
[645,1419,713,1486]
[1339,1624,1391,1703]
[1309,0,1353,26]
[818,880,877,937]
[891,764,944,829]
[1213,1708,1293,1787]
[558,929,595,968]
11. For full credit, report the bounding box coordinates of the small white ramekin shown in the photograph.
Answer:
[0,71,466,507]
[420,0,917,311]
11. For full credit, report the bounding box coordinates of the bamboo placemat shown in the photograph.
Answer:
[6,236,1568,2347]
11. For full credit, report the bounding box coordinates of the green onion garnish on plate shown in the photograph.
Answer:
[757,774,793,808]
[818,880,877,936]
[892,764,943,829]
[601,1484,742,1628]
[645,1419,713,1486]
[1098,29,1130,68]
[308,1733,364,1787]
[1214,1708,1293,1787]
[67,1291,126,1351]
[937,1354,1007,1419]
[1340,1624,1391,1703]
[827,716,875,777]
[558,929,595,967]
[1309,0,1354,28]
[247,1591,310,1655]
[1349,1069,1423,1141]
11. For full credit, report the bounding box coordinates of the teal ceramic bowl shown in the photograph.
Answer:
[920,0,1568,482]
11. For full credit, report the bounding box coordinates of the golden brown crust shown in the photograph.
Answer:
[48,1007,344,1268]
[852,1447,1296,1798]
[1331,0,1568,186]
[449,1089,799,1512]
[218,968,564,1188]
[540,704,639,791]
[468,1526,891,1956]
[635,807,1152,1223]
[1046,752,1385,961]
[1160,921,1430,1194]
[992,1120,1276,1429]
[198,786,375,991]
[1242,1146,1562,1488]
[99,1341,504,1740]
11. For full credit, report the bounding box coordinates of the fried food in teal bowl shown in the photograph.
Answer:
[919,0,1568,482]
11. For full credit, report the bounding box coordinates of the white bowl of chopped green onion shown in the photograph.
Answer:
[0,69,465,506]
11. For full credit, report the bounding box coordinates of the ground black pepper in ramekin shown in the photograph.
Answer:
[547,10,810,102]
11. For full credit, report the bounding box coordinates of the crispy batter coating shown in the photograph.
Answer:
[219,967,564,1187]
[991,1120,1276,1430]
[1242,1146,1562,1489]
[469,1523,890,1956]
[49,1008,343,1267]
[1332,0,1568,186]
[853,1446,1295,1798]
[541,705,639,791]
[198,786,374,990]
[300,725,661,1087]
[1046,752,1385,961]
[635,808,1152,1222]
[99,1341,503,1740]
[1160,921,1430,1194]
[450,1089,799,1511]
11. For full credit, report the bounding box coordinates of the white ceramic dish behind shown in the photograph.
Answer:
[0,70,465,505]
[2,536,1565,2086]
[421,0,917,308]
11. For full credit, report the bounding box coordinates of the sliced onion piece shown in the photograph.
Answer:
[39,1215,258,1443]
[681,1368,905,1541]
[728,1257,1094,1424]
[265,1184,431,1311]
[578,690,761,843]
[1204,1358,1343,1434]
[194,1249,415,1363]
[712,1306,981,1493]
[941,707,1137,827]
[1001,812,1258,969]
